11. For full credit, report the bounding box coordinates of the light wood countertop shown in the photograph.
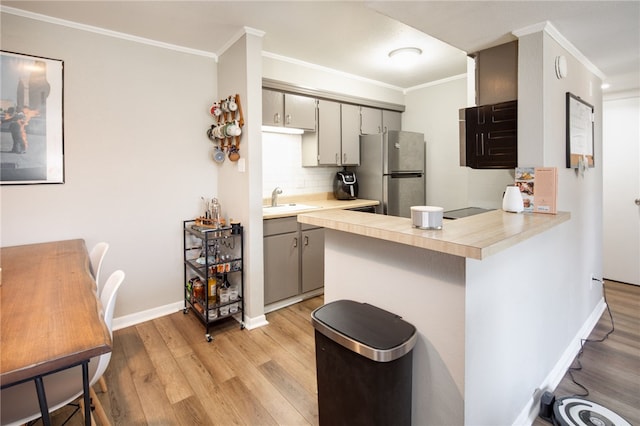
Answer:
[297,209,570,260]
[262,193,379,219]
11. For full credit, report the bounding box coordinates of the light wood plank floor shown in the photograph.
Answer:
[36,281,639,425]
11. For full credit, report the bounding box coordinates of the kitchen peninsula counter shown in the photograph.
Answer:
[297,208,570,259]
[297,208,575,425]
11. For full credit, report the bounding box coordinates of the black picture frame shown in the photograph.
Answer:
[566,92,594,169]
[1,50,64,184]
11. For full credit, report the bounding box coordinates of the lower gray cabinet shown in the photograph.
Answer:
[264,217,324,305]
[301,225,324,293]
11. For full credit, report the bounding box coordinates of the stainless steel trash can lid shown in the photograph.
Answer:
[311,300,417,362]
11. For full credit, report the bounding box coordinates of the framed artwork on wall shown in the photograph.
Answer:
[0,50,64,184]
[566,92,595,169]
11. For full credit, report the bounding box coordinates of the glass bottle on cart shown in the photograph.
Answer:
[183,220,244,342]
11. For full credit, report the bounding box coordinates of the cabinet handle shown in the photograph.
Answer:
[343,153,347,163]
[286,114,292,125]
[335,153,339,163]
[274,113,281,124]
[293,237,298,248]
[304,235,309,246]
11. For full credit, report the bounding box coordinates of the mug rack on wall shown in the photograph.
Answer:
[207,93,244,163]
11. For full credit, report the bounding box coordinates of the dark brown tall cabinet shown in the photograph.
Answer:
[462,100,517,169]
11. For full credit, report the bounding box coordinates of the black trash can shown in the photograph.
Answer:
[311,300,417,426]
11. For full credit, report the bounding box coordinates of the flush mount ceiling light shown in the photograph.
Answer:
[388,47,423,59]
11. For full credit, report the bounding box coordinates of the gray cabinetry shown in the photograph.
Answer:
[361,107,402,134]
[264,217,324,305]
[262,89,317,131]
[361,106,382,134]
[340,103,361,165]
[383,110,402,132]
[302,101,360,166]
[301,225,324,293]
[316,99,342,165]
[263,217,299,305]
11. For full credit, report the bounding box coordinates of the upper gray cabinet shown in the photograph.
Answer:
[302,101,360,167]
[262,90,317,131]
[360,106,382,134]
[361,107,402,134]
[383,110,402,132]
[340,104,360,165]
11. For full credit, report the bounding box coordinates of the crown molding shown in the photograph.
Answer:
[217,26,265,57]
[262,51,405,93]
[512,21,605,80]
[1,5,217,59]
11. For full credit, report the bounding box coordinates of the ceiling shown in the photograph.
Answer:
[3,1,639,94]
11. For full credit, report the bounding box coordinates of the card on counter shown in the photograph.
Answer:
[533,167,558,214]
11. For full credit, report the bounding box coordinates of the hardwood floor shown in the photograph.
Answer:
[38,280,639,425]
[533,280,640,425]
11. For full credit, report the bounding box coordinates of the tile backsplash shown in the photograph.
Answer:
[262,132,340,198]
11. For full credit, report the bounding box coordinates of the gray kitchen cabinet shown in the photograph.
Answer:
[383,110,402,132]
[316,99,342,165]
[361,107,402,134]
[301,225,324,293]
[262,89,316,131]
[263,218,299,305]
[302,100,360,166]
[263,217,324,305]
[340,103,361,165]
[360,106,382,134]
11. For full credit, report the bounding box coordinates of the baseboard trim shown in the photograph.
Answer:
[244,314,269,330]
[112,301,184,331]
[113,300,272,332]
[513,297,606,425]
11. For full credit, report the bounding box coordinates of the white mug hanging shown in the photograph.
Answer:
[228,96,238,112]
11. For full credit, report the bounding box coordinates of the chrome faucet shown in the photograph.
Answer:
[271,187,283,207]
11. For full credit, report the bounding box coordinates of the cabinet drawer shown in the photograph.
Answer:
[264,217,298,236]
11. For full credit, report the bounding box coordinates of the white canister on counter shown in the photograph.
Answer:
[502,186,524,213]
[410,206,444,230]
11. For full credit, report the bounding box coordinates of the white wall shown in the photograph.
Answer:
[404,76,513,211]
[0,13,217,318]
[216,31,270,327]
[403,78,469,210]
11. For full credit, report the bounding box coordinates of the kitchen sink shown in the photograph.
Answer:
[263,203,321,214]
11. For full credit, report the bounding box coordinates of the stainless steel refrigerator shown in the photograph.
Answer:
[358,130,425,217]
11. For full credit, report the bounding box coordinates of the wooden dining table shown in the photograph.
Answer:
[0,239,112,426]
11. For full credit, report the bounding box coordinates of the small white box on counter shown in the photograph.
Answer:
[411,206,444,230]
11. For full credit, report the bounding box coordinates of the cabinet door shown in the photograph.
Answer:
[464,100,517,169]
[360,106,382,134]
[341,104,360,165]
[264,233,299,304]
[317,99,342,165]
[263,89,284,126]
[301,228,324,293]
[383,110,402,132]
[285,93,316,130]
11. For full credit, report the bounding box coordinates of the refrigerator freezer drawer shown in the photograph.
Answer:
[383,174,426,218]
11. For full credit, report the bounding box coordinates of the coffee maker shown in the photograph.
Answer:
[334,170,358,200]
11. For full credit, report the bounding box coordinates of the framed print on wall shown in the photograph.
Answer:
[566,92,595,169]
[0,51,64,184]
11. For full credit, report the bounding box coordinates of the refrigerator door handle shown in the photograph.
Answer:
[388,172,424,178]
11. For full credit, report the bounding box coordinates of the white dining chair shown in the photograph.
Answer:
[89,242,109,294]
[0,270,125,426]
